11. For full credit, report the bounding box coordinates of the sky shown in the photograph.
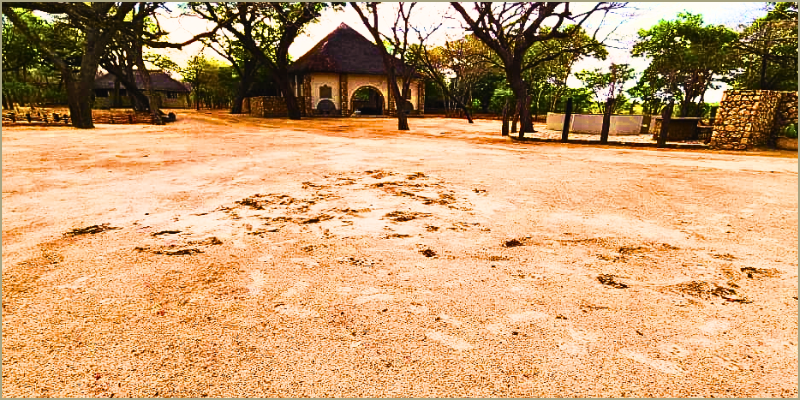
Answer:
[152,2,771,103]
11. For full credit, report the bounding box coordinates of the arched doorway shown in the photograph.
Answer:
[351,86,384,115]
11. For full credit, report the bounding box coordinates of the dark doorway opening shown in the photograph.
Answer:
[351,86,384,115]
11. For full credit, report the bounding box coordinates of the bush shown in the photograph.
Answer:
[783,123,798,139]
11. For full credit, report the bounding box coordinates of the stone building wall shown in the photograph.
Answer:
[710,90,798,150]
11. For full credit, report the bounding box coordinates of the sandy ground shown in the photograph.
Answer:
[2,111,798,397]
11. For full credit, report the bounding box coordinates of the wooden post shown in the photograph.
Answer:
[600,97,613,144]
[658,98,674,148]
[562,97,573,142]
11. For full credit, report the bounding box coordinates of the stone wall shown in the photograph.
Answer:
[245,96,307,118]
[710,90,798,150]
[774,91,798,134]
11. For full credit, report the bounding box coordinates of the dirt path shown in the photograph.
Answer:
[2,111,797,397]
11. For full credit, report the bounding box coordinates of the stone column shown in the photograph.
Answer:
[339,73,348,116]
[710,89,785,150]
[417,81,425,114]
[302,75,312,116]
[387,79,395,115]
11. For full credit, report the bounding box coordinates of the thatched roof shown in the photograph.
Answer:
[94,70,191,92]
[289,23,410,75]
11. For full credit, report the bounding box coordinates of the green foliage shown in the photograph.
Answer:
[144,53,180,73]
[727,2,798,90]
[181,54,237,109]
[632,12,739,117]
[1,12,83,107]
[783,123,798,139]
[488,85,514,114]
[576,63,636,114]
[472,72,505,112]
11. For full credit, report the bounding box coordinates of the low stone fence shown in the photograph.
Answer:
[243,96,307,118]
[710,90,797,150]
[546,113,646,135]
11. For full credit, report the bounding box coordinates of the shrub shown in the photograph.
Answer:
[783,123,798,139]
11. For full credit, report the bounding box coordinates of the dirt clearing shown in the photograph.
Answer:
[2,111,797,397]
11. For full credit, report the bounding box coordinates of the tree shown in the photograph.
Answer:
[98,3,177,115]
[410,34,492,123]
[188,3,335,120]
[2,12,80,108]
[202,31,260,113]
[182,54,209,110]
[472,71,506,113]
[542,26,608,112]
[627,77,664,115]
[632,12,738,117]
[450,2,628,137]
[2,3,138,127]
[3,2,221,128]
[351,2,420,130]
[728,2,798,91]
[575,63,635,114]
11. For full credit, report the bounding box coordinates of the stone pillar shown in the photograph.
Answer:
[387,80,395,115]
[709,90,789,150]
[417,81,425,114]
[302,74,312,117]
[339,73,348,116]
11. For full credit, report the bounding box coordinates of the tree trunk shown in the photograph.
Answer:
[66,75,95,129]
[113,79,121,108]
[276,77,302,120]
[518,95,533,139]
[511,104,519,133]
[561,97,573,142]
[501,100,509,136]
[231,60,258,114]
[458,101,473,123]
[102,63,150,111]
[600,97,613,144]
[759,54,768,90]
[397,111,409,130]
[137,67,163,125]
[658,98,675,148]
[509,80,533,136]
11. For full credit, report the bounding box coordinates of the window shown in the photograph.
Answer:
[319,85,332,99]
[166,91,178,99]
[95,89,109,98]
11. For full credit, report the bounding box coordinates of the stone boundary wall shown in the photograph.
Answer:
[710,90,798,150]
[94,92,190,109]
[774,91,798,134]
[243,96,307,118]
